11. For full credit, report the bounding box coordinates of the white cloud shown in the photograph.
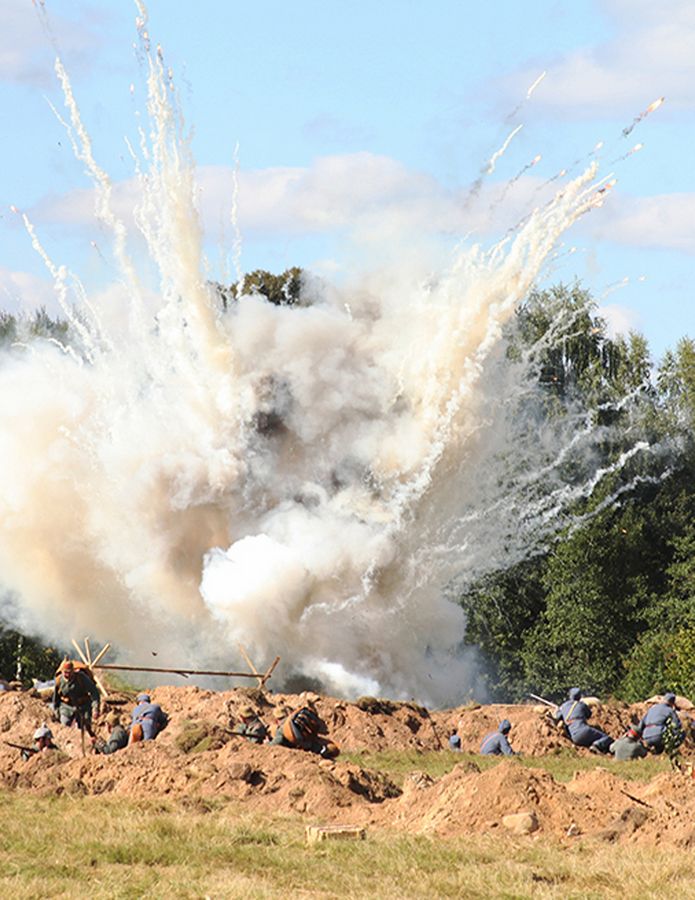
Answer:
[0,3,103,86]
[589,192,695,255]
[31,150,694,262]
[0,267,57,314]
[597,303,641,339]
[33,152,550,247]
[513,0,695,115]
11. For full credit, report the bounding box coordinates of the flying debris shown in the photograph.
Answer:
[592,178,617,208]
[486,125,523,174]
[526,70,546,99]
[601,276,630,300]
[611,143,644,164]
[508,153,542,188]
[622,97,665,137]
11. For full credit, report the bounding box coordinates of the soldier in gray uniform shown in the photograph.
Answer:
[553,688,612,753]
[609,727,648,761]
[480,719,516,755]
[636,693,684,754]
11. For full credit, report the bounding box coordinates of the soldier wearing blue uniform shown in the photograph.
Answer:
[553,688,612,753]
[480,719,516,755]
[129,693,169,742]
[636,693,685,754]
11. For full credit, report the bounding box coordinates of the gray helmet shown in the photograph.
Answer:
[663,692,676,706]
[34,724,53,741]
[136,693,151,703]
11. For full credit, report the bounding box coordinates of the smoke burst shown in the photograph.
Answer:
[0,15,642,706]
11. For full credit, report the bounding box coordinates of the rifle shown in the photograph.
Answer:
[4,741,37,757]
[529,693,558,710]
[529,694,570,739]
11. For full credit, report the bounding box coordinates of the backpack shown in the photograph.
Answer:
[292,707,325,738]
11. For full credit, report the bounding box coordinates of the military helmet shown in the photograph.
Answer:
[136,693,151,703]
[238,705,255,719]
[34,724,53,740]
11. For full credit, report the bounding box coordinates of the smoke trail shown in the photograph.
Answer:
[0,17,652,706]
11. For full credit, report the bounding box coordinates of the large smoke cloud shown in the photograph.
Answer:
[0,13,629,706]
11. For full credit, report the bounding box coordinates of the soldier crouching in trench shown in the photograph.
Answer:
[272,703,340,759]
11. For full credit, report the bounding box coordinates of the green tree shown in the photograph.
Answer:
[214,267,304,310]
[0,625,62,685]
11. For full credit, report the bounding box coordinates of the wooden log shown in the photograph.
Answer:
[260,656,281,687]
[71,638,89,665]
[91,643,111,667]
[237,643,263,688]
[98,664,273,678]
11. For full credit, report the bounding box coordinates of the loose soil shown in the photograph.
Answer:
[1,686,693,848]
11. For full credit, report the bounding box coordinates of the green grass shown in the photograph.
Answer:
[341,748,673,785]
[0,791,692,899]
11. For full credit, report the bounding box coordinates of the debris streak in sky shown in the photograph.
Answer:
[486,124,523,174]
[622,97,665,137]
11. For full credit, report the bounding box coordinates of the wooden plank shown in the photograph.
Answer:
[306,825,366,844]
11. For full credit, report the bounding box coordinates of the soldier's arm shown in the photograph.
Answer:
[500,735,515,755]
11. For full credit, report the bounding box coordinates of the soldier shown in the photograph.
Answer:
[553,688,612,753]
[609,727,648,761]
[636,693,685,754]
[94,711,129,755]
[480,719,516,756]
[129,693,169,743]
[272,705,340,759]
[20,724,58,760]
[231,705,268,744]
[52,660,100,732]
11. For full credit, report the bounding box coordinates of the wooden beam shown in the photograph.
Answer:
[71,638,89,665]
[260,656,281,687]
[91,642,111,668]
[98,664,274,678]
[237,643,263,688]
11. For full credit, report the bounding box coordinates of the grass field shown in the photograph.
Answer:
[0,753,689,899]
[341,748,674,784]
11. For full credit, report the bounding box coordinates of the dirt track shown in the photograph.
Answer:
[1,686,693,848]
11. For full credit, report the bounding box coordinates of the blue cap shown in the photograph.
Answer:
[499,719,512,733]
[568,688,582,701]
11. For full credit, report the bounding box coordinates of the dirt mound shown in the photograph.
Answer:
[432,701,639,756]
[2,686,693,847]
[383,759,695,846]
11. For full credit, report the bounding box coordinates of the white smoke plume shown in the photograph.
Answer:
[0,13,641,706]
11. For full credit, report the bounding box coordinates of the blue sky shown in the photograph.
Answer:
[1,0,693,357]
